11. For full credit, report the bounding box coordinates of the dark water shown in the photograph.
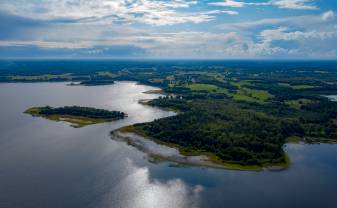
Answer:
[1,82,337,208]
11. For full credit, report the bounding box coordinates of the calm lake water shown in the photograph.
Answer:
[1,82,337,208]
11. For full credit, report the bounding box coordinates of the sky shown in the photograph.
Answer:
[0,0,337,59]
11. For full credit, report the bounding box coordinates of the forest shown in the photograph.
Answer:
[34,106,125,120]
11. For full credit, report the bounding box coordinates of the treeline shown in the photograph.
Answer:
[39,106,126,119]
[79,80,115,86]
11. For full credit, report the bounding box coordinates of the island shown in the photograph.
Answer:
[78,80,115,86]
[25,106,126,128]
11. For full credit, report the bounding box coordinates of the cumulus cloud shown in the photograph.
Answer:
[253,27,337,58]
[322,10,336,22]
[260,27,337,42]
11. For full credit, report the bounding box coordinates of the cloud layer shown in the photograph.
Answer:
[209,0,318,10]
[0,0,336,58]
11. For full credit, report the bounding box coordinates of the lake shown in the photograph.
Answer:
[0,82,337,208]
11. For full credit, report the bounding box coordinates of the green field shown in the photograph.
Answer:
[233,87,273,103]
[286,99,314,109]
[278,83,317,89]
[186,83,229,95]
[97,71,119,78]
[187,83,218,91]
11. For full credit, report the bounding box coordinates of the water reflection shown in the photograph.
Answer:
[100,159,203,208]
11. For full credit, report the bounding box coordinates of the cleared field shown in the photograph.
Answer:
[186,84,229,95]
[292,85,317,89]
[234,87,273,103]
[286,99,314,109]
[278,83,317,89]
[97,71,119,78]
[187,84,218,91]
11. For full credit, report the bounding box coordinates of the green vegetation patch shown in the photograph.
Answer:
[186,83,229,95]
[187,83,218,91]
[278,83,317,89]
[118,125,281,171]
[287,136,302,143]
[130,99,298,167]
[97,71,119,78]
[231,80,253,87]
[292,85,318,89]
[79,80,115,86]
[286,99,314,109]
[234,87,273,103]
[25,106,126,128]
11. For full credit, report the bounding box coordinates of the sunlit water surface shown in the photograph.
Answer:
[0,82,337,208]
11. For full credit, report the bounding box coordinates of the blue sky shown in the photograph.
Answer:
[0,0,336,59]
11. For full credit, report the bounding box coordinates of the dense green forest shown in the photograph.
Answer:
[31,106,126,120]
[134,99,292,165]
[78,80,115,86]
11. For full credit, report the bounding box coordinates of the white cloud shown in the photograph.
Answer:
[218,17,294,30]
[209,0,246,7]
[218,11,335,30]
[260,27,337,42]
[272,0,317,10]
[209,0,318,10]
[2,27,337,58]
[203,10,239,15]
[252,26,337,58]
[0,0,335,59]
[0,0,219,26]
[322,10,336,22]
[0,40,91,49]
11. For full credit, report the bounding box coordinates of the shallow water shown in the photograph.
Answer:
[1,82,337,208]
[325,95,337,101]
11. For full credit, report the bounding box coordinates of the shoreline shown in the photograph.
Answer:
[142,89,165,95]
[112,126,289,171]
